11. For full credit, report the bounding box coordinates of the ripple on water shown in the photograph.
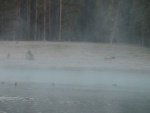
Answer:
[0,96,36,102]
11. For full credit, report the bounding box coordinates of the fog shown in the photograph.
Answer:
[0,1,150,112]
[1,68,150,90]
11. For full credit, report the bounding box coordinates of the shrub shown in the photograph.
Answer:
[26,49,34,60]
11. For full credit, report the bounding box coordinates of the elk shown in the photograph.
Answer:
[104,56,116,61]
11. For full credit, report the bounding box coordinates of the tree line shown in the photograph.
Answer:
[0,0,150,46]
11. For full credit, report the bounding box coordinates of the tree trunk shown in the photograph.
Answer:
[43,0,46,41]
[59,0,62,41]
[27,0,30,22]
[2,1,5,40]
[50,0,58,41]
[109,1,121,47]
[141,7,150,46]
[48,0,51,40]
[34,0,38,41]
[16,0,20,41]
[109,15,118,46]
[1,11,4,40]
[27,0,30,40]
[30,0,36,40]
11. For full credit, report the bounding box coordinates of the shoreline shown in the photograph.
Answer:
[0,63,150,74]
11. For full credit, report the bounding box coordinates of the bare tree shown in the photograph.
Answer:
[109,1,121,47]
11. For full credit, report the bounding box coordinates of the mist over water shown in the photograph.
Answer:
[0,68,150,90]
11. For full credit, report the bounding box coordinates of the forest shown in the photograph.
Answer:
[0,0,149,46]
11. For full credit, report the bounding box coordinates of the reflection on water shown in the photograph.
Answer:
[0,82,150,113]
